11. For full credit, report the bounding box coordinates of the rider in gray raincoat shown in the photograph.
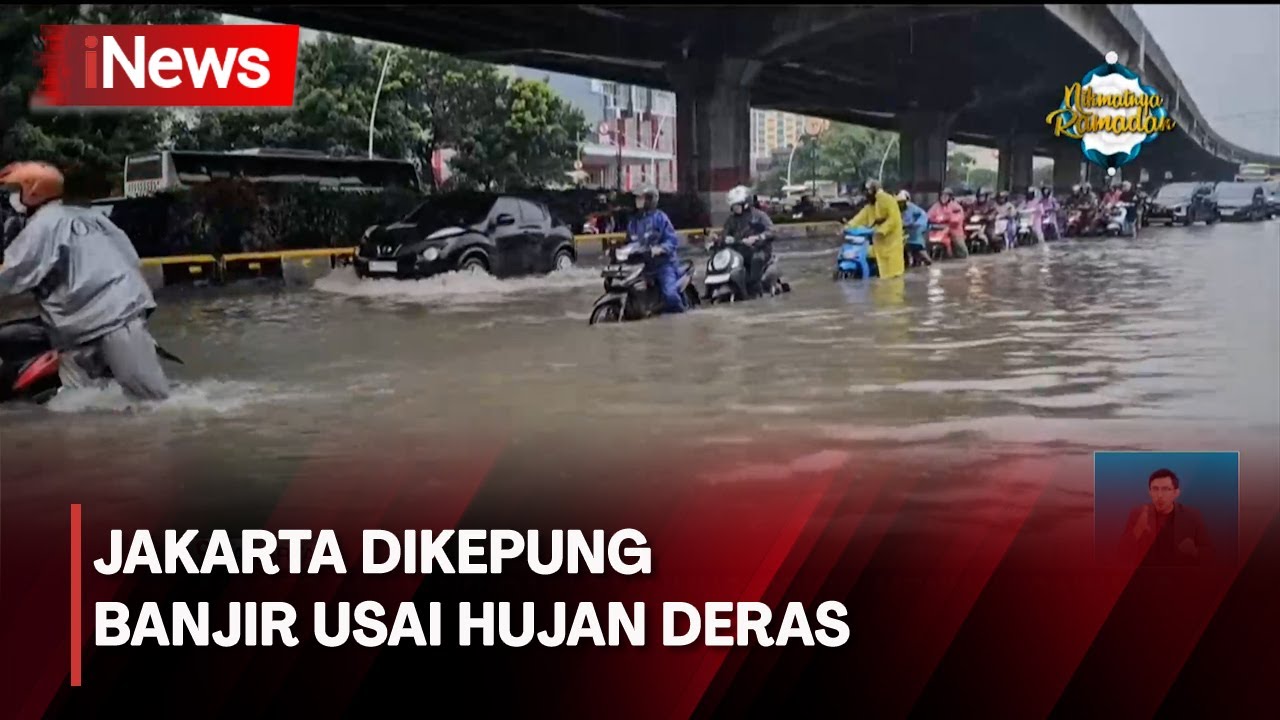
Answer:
[0,162,171,401]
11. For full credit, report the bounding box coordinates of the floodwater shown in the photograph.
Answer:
[2,220,1278,498]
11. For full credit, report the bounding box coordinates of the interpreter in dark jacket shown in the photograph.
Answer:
[1118,469,1213,567]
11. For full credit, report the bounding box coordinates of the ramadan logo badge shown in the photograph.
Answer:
[1046,51,1177,178]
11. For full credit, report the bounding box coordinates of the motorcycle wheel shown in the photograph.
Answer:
[683,286,701,309]
[588,303,623,325]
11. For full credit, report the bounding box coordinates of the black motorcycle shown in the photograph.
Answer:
[0,316,184,404]
[588,242,701,324]
[702,234,791,304]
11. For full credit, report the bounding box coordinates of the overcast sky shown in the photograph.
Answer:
[228,7,1279,156]
[1135,4,1280,155]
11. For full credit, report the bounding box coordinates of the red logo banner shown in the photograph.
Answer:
[33,24,300,109]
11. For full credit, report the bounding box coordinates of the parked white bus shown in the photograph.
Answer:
[122,148,422,198]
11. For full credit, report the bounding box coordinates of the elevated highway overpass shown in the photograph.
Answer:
[223,4,1280,219]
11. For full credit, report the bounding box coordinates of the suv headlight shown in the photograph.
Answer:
[421,247,440,262]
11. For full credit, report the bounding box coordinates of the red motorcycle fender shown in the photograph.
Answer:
[14,350,59,392]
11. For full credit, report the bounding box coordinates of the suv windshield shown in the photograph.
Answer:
[1154,184,1196,202]
[404,195,495,227]
[1215,184,1258,202]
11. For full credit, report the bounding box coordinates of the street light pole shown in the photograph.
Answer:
[786,142,800,187]
[877,135,899,184]
[615,107,623,192]
[368,47,395,159]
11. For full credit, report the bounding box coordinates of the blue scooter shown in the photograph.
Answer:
[833,226,878,280]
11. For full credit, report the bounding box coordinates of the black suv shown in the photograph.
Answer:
[1145,182,1218,226]
[354,193,577,279]
[1213,182,1269,222]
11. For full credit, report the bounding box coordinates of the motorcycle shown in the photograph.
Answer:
[1016,209,1038,246]
[926,223,953,261]
[0,316,184,404]
[703,234,791,304]
[1064,208,1085,238]
[1042,209,1062,241]
[834,226,876,280]
[994,215,1018,251]
[1104,202,1138,238]
[588,241,701,324]
[964,214,992,254]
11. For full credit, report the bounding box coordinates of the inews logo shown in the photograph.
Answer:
[33,24,300,108]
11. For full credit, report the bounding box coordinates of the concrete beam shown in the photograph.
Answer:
[757,7,868,60]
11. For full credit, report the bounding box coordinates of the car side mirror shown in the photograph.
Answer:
[494,213,516,227]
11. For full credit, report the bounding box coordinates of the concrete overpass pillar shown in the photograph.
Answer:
[1051,145,1083,195]
[897,111,953,207]
[1085,162,1107,189]
[997,133,1037,194]
[1121,162,1145,186]
[668,58,760,226]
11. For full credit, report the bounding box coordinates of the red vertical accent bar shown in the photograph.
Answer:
[70,503,82,687]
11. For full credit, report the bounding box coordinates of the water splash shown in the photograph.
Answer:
[44,379,299,415]
[313,266,601,305]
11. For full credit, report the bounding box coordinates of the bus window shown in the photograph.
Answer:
[124,153,168,197]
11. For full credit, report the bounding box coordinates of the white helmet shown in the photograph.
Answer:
[726,185,751,208]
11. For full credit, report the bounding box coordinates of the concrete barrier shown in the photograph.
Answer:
[2,222,848,292]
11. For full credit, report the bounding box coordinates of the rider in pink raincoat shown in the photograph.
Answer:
[927,188,968,258]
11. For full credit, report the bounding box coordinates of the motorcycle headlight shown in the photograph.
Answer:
[840,247,860,260]
[710,249,732,272]
[421,247,440,262]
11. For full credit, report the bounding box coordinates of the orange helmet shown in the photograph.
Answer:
[0,161,64,210]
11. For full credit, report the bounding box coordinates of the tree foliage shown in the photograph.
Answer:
[3,10,588,197]
[1,5,220,197]
[770,123,900,193]
[175,34,589,192]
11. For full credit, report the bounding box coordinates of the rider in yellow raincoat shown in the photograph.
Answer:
[844,179,905,279]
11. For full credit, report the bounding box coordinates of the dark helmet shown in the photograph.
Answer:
[1040,185,1053,198]
[940,187,955,201]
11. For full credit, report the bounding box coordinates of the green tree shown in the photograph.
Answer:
[174,35,421,159]
[448,78,588,191]
[175,36,587,192]
[968,168,997,192]
[799,123,899,191]
[1,5,219,197]
[1032,163,1054,188]
[945,151,977,189]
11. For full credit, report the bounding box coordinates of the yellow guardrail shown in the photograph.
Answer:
[104,221,845,278]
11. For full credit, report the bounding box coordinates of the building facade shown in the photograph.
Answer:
[751,110,828,161]
[506,68,678,192]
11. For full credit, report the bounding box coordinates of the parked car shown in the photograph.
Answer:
[1212,182,1268,222]
[1145,182,1218,226]
[1262,181,1279,219]
[353,193,577,279]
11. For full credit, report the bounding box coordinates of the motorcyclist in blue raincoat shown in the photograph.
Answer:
[896,190,931,267]
[626,185,684,314]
